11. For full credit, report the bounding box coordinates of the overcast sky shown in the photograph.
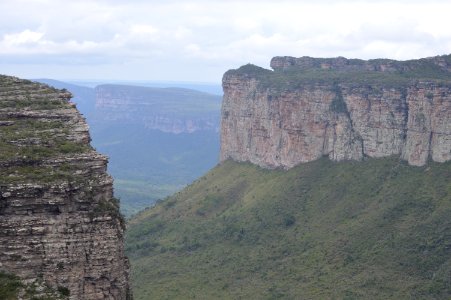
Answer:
[0,0,450,83]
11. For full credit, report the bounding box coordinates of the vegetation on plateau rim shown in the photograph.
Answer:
[0,118,92,183]
[225,57,451,90]
[126,157,451,300]
[0,78,92,183]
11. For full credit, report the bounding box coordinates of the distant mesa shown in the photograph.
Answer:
[94,84,222,134]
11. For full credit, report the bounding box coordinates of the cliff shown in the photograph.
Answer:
[95,84,221,134]
[221,55,451,168]
[0,76,131,299]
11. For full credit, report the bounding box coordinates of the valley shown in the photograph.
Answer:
[2,1,451,299]
[35,79,222,216]
[2,54,450,299]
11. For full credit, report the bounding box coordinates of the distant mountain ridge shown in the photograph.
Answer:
[68,80,223,95]
[95,84,221,133]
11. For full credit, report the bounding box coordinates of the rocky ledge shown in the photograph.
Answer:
[221,55,451,168]
[0,75,131,299]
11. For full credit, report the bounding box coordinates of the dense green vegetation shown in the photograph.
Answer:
[0,272,22,300]
[329,84,348,114]
[127,158,451,299]
[0,272,68,300]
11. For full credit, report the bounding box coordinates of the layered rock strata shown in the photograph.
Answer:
[0,75,131,299]
[221,55,451,168]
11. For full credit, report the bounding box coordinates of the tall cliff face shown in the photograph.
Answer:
[221,55,451,168]
[0,76,131,299]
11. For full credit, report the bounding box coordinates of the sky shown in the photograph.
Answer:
[0,0,450,83]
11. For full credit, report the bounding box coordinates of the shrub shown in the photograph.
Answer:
[57,286,70,297]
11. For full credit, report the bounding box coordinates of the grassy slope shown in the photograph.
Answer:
[126,157,451,299]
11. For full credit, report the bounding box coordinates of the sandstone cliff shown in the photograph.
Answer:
[0,75,131,299]
[221,55,451,168]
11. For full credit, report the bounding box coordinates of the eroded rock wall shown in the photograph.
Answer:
[220,56,451,168]
[0,75,131,299]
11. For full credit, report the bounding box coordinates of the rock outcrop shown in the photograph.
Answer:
[221,55,451,168]
[0,75,131,299]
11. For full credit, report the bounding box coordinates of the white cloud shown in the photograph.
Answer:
[0,0,450,81]
[4,30,44,45]
[130,25,159,36]
[0,31,105,56]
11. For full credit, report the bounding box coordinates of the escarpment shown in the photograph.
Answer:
[0,75,131,299]
[221,55,451,168]
[95,84,221,134]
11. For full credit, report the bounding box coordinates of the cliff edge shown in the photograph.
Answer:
[0,75,131,299]
[221,55,451,168]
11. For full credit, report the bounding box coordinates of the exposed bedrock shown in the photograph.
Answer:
[0,75,132,299]
[221,55,451,168]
